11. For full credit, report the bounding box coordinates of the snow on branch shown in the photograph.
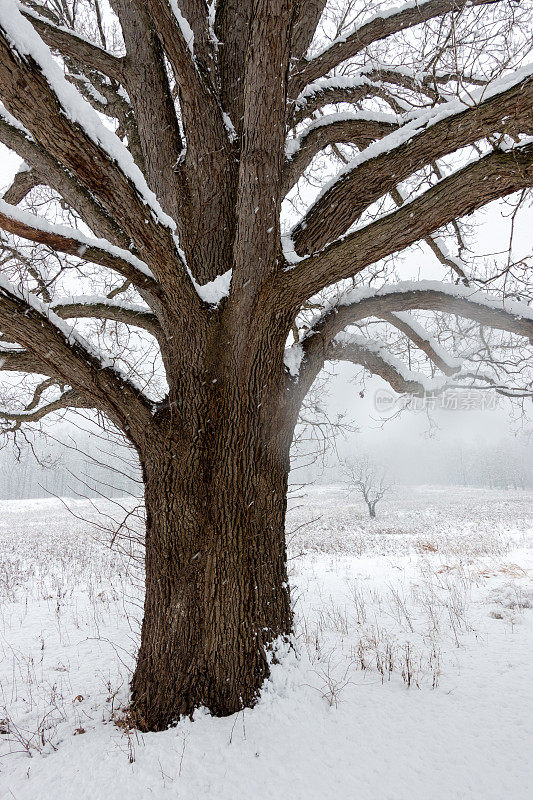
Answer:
[289,65,484,126]
[0,272,154,432]
[0,0,176,231]
[291,280,533,397]
[290,0,500,95]
[308,280,533,343]
[0,199,158,293]
[282,142,533,302]
[329,331,448,395]
[0,107,128,247]
[19,2,124,82]
[292,65,533,255]
[51,296,162,339]
[0,386,90,431]
[283,111,397,194]
[383,311,462,376]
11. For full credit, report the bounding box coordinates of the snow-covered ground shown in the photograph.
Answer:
[0,486,532,800]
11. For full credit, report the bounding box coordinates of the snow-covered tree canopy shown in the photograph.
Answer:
[0,0,532,431]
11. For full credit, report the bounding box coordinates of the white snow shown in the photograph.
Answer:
[286,110,398,158]
[168,0,195,57]
[281,232,305,265]
[284,343,304,377]
[0,101,33,137]
[191,268,232,305]
[0,199,154,280]
[334,330,449,392]
[297,62,533,216]
[0,1,177,230]
[0,485,532,799]
[222,111,237,143]
[51,295,151,314]
[316,280,533,321]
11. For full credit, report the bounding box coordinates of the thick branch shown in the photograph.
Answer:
[231,0,294,298]
[0,110,129,246]
[0,278,153,438]
[282,143,533,303]
[51,297,163,340]
[327,334,431,395]
[0,200,160,295]
[290,0,499,96]
[291,0,327,61]
[177,0,215,78]
[283,114,397,194]
[0,348,54,376]
[296,281,533,395]
[2,166,40,204]
[293,71,533,255]
[214,1,254,134]
[20,4,124,81]
[109,0,186,221]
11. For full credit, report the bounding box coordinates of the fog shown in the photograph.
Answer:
[1,365,531,500]
[1,137,532,501]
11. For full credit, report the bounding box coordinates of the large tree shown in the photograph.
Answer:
[0,0,532,730]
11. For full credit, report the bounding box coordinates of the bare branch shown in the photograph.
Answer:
[20,3,124,81]
[292,71,533,255]
[290,0,500,96]
[0,387,91,430]
[282,143,533,302]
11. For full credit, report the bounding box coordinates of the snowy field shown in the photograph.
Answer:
[0,485,532,800]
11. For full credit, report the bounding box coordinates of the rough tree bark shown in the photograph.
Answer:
[0,0,533,732]
[130,327,299,728]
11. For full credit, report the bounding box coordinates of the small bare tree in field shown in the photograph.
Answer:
[343,457,393,518]
[0,0,533,730]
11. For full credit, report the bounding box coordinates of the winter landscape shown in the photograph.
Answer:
[0,484,532,799]
[1,0,533,797]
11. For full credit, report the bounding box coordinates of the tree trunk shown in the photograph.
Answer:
[130,412,293,731]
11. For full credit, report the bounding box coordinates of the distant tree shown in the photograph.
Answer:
[343,456,393,518]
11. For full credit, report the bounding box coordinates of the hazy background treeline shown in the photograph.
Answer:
[1,420,532,500]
